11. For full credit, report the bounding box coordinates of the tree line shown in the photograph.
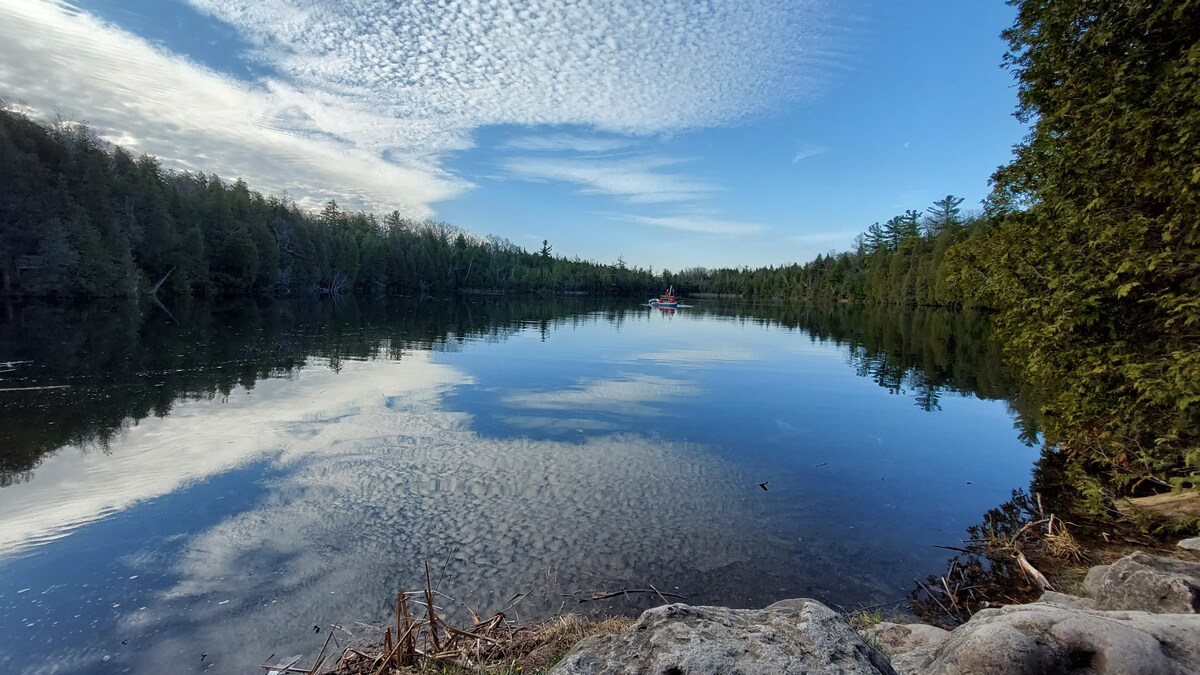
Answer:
[0,105,997,308]
[0,106,1001,311]
[663,194,981,306]
[0,110,663,298]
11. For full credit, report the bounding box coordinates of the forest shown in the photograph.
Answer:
[0,104,980,305]
[1,0,1197,507]
[0,111,663,299]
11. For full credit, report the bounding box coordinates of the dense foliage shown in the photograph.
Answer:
[0,110,662,298]
[667,197,982,306]
[949,0,1200,497]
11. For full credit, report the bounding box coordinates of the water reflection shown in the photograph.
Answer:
[0,298,1037,674]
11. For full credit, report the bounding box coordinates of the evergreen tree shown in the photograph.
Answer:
[956,0,1200,491]
[925,195,964,235]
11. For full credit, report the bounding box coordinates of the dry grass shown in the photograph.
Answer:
[1045,516,1084,562]
[263,564,634,675]
[312,613,630,675]
[497,614,633,673]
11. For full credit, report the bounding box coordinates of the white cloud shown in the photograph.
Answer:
[183,0,835,135]
[500,133,636,154]
[793,144,828,163]
[612,214,768,236]
[501,154,714,203]
[0,1,466,215]
[0,0,839,215]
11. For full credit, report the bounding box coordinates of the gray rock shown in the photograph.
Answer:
[1082,564,1110,598]
[549,598,896,675]
[1179,537,1200,552]
[861,622,948,673]
[895,603,1200,675]
[1085,552,1200,613]
[1038,590,1097,610]
[862,621,948,655]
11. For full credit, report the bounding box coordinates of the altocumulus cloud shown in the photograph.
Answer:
[1,0,837,215]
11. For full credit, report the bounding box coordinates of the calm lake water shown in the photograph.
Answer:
[0,297,1039,674]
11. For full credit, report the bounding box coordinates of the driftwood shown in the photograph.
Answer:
[1014,551,1053,590]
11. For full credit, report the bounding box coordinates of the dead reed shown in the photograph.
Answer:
[262,563,632,675]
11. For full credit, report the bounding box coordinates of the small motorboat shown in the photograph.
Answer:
[649,286,680,307]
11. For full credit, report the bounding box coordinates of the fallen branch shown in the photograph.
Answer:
[1015,551,1054,591]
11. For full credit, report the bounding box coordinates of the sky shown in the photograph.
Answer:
[0,0,1025,271]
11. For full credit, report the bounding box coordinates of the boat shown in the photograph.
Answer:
[649,286,680,307]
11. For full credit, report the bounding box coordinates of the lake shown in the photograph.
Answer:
[0,297,1039,674]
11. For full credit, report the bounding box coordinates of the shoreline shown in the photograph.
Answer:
[282,531,1200,674]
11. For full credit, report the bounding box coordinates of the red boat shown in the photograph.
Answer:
[649,286,679,307]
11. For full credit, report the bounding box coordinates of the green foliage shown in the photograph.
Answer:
[951,0,1200,494]
[0,109,666,299]
[666,201,978,307]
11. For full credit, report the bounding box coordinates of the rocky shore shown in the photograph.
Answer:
[548,542,1200,674]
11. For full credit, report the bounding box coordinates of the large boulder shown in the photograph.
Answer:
[549,598,896,675]
[893,603,1200,675]
[1082,552,1200,613]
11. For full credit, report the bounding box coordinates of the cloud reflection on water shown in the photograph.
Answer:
[96,360,789,672]
[502,373,698,416]
[0,355,465,556]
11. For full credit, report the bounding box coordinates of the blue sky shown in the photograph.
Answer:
[0,0,1024,271]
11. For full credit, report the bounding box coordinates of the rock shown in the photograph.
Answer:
[862,621,948,655]
[548,598,897,675]
[861,622,948,673]
[1038,590,1097,610]
[1179,537,1200,552]
[1084,552,1200,613]
[1082,564,1110,598]
[895,603,1200,675]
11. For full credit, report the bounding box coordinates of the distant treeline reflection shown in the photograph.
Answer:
[0,299,1034,484]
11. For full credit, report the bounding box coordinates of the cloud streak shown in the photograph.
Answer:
[793,144,828,163]
[612,214,768,236]
[501,154,715,204]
